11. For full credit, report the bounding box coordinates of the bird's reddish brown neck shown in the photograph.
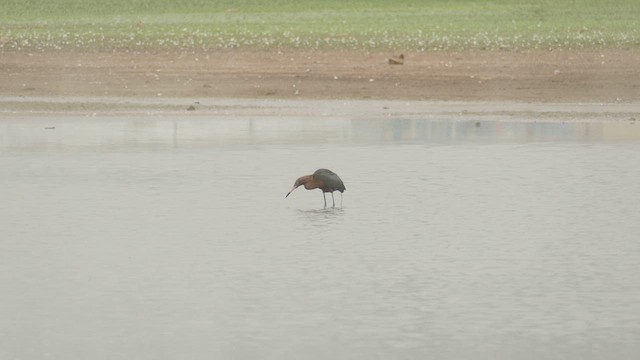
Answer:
[297,175,323,190]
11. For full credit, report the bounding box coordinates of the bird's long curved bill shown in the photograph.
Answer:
[285,186,297,198]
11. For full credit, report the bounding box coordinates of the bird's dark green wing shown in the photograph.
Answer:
[313,169,346,192]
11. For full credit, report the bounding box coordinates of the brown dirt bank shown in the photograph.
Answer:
[1,49,640,103]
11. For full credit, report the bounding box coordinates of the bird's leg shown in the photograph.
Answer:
[331,192,335,208]
[322,192,327,208]
[340,192,343,207]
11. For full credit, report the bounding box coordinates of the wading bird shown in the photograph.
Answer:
[285,169,346,208]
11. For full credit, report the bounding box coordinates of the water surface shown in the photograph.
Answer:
[2,115,640,359]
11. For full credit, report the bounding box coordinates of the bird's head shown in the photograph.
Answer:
[285,176,310,198]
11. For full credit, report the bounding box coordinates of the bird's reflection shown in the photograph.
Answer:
[296,207,345,225]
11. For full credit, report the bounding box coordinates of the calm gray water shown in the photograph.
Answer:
[2,115,640,359]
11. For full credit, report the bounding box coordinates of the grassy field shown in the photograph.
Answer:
[1,0,639,51]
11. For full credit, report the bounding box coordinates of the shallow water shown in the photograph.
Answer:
[2,115,640,359]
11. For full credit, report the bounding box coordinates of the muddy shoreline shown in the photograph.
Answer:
[1,49,640,119]
[1,96,638,124]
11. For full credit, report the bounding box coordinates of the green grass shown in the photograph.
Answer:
[2,0,640,51]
